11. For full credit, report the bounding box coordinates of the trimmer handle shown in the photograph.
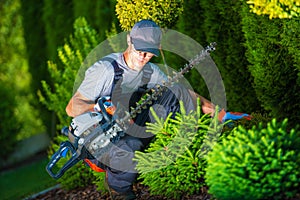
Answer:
[46,141,81,179]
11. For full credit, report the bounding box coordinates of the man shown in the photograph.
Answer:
[66,19,249,199]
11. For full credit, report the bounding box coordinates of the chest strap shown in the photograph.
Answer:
[140,63,153,90]
[100,57,124,89]
[100,56,153,94]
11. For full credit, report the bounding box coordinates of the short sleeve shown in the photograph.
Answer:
[78,61,114,101]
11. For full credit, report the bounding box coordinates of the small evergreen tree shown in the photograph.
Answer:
[134,101,228,199]
[42,0,74,60]
[40,17,101,189]
[39,17,99,126]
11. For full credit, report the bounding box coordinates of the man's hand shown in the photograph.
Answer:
[222,112,252,123]
[94,96,115,115]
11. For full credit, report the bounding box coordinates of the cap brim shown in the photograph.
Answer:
[132,38,160,56]
[135,47,159,57]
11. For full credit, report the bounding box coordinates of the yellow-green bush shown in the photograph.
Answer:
[206,118,300,200]
[115,0,184,30]
[247,0,300,19]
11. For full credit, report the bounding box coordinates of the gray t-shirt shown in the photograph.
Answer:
[78,53,168,101]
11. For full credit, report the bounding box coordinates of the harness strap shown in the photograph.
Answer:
[101,56,153,94]
[141,63,153,86]
[138,63,153,92]
[100,57,124,95]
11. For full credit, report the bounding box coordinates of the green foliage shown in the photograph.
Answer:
[198,0,260,113]
[241,3,300,127]
[21,0,48,94]
[0,83,20,160]
[39,17,99,127]
[177,0,209,98]
[247,0,300,19]
[281,18,300,85]
[134,101,227,199]
[0,0,44,150]
[22,0,117,136]
[41,18,105,189]
[206,118,300,200]
[91,170,107,192]
[73,0,118,41]
[47,135,95,190]
[42,0,74,60]
[115,0,184,30]
[21,0,53,135]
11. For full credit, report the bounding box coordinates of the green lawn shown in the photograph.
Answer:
[0,157,57,200]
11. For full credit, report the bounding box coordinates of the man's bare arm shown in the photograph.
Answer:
[66,91,95,117]
[189,90,226,121]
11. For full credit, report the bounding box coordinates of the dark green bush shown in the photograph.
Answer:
[181,0,260,113]
[0,84,21,160]
[205,118,300,200]
[241,2,300,127]
[134,101,228,199]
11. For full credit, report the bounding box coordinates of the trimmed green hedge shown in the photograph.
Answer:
[241,2,300,127]
[206,118,300,200]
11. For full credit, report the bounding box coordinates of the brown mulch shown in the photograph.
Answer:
[28,183,300,200]
[28,183,213,200]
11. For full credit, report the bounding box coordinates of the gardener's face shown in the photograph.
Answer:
[128,44,155,71]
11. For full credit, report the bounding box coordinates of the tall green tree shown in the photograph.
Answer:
[197,0,260,113]
[73,0,118,41]
[241,1,300,126]
[42,0,74,60]
[20,0,53,134]
[247,0,300,19]
[0,0,44,159]
[178,0,211,99]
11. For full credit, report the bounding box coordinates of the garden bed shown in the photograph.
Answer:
[28,183,212,200]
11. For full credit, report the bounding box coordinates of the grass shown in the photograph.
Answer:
[0,157,57,200]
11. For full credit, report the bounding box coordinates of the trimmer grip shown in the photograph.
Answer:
[46,141,80,179]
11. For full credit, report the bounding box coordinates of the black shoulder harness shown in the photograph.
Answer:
[100,56,153,94]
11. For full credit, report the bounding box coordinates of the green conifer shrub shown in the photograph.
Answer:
[205,118,300,200]
[134,101,228,199]
[39,17,99,126]
[40,17,102,189]
[241,2,300,127]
